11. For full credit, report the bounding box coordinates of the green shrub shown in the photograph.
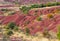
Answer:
[20,2,60,14]
[14,26,18,31]
[57,25,60,40]
[20,6,31,14]
[31,4,40,8]
[7,22,16,30]
[37,17,42,21]
[1,9,8,12]
[6,30,13,36]
[25,27,30,35]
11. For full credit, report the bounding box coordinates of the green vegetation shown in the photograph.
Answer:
[25,27,30,35]
[5,22,18,36]
[20,2,60,14]
[31,4,41,8]
[14,26,19,31]
[37,17,42,21]
[20,6,31,14]
[46,2,57,6]
[30,4,46,8]
[1,8,8,12]
[57,25,60,40]
[6,22,16,30]
[57,32,60,40]
[6,30,13,36]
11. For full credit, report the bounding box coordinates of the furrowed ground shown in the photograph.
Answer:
[0,2,60,41]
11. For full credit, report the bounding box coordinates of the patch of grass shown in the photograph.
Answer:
[25,27,30,35]
[37,17,42,21]
[57,25,60,40]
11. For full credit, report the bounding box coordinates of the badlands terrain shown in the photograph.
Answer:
[0,0,60,41]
